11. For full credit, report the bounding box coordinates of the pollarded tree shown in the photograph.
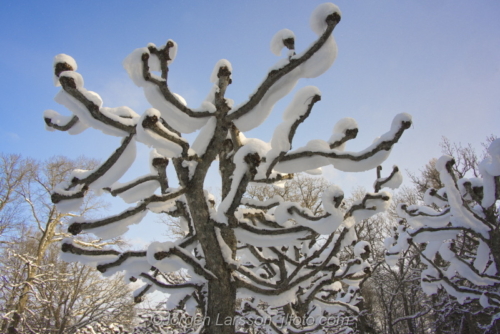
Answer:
[44,3,411,333]
[386,138,500,332]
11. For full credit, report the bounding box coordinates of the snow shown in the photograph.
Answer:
[123,47,150,87]
[167,40,178,64]
[215,228,238,266]
[190,117,216,157]
[480,161,497,208]
[423,188,448,207]
[43,109,88,134]
[111,177,160,204]
[75,137,137,191]
[147,241,185,273]
[232,4,340,132]
[374,166,403,190]
[484,138,500,176]
[233,69,301,132]
[328,117,358,150]
[210,59,232,83]
[53,54,77,86]
[136,108,185,158]
[73,206,147,240]
[270,29,295,56]
[353,241,370,257]
[124,47,210,133]
[436,155,490,237]
[54,71,139,137]
[275,113,412,174]
[241,195,283,208]
[59,238,117,266]
[235,226,308,247]
[101,255,151,282]
[217,139,270,223]
[143,85,209,133]
[237,285,300,307]
[309,3,342,35]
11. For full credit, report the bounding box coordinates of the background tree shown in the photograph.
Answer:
[0,154,30,242]
[44,4,411,333]
[386,137,500,333]
[0,155,135,333]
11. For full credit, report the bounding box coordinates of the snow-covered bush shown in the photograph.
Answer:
[44,3,411,333]
[386,139,500,330]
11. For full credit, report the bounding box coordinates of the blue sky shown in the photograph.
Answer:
[1,1,499,243]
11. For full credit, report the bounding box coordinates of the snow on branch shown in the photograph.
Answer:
[275,113,412,173]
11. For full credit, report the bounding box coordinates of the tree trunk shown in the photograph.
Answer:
[186,184,238,334]
[203,276,237,333]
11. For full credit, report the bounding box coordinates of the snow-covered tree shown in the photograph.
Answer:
[386,138,500,332]
[44,4,411,333]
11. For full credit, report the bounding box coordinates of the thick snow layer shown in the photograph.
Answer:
[217,139,270,223]
[43,109,88,135]
[147,241,185,273]
[322,185,343,213]
[210,59,232,83]
[328,117,358,150]
[275,113,411,173]
[143,85,209,133]
[53,54,77,86]
[76,207,147,240]
[270,29,295,56]
[374,166,403,190]
[436,155,490,237]
[54,71,139,137]
[354,241,370,257]
[485,138,500,176]
[235,226,308,247]
[423,188,448,207]
[72,136,136,191]
[59,238,116,266]
[124,47,209,133]
[350,192,391,223]
[52,182,86,213]
[480,164,497,208]
[310,3,342,35]
[191,117,216,156]
[474,240,491,273]
[111,177,160,204]
[123,47,150,87]
[232,8,339,132]
[101,255,151,282]
[237,285,299,307]
[241,195,283,208]
[136,109,185,158]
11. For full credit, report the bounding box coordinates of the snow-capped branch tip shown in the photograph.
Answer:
[142,112,190,156]
[51,184,88,204]
[53,54,77,84]
[147,40,178,79]
[374,165,403,192]
[344,192,390,220]
[43,111,80,132]
[270,29,295,57]
[154,247,217,280]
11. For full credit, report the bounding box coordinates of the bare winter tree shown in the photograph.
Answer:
[44,4,411,333]
[0,156,135,334]
[386,138,500,332]
[0,154,30,242]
